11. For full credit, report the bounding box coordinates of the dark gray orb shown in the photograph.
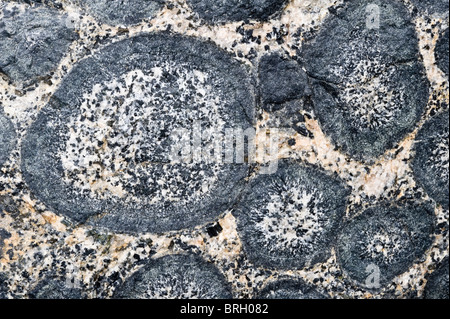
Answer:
[337,203,435,289]
[235,160,350,270]
[412,111,449,210]
[76,0,165,26]
[0,111,16,167]
[410,0,449,17]
[435,28,449,77]
[423,258,449,299]
[258,53,308,110]
[113,254,233,299]
[28,277,83,299]
[21,33,254,234]
[256,279,327,299]
[187,0,288,23]
[0,4,77,85]
[302,0,429,161]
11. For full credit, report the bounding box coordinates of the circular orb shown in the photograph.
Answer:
[113,254,232,299]
[0,111,16,167]
[21,33,255,234]
[256,279,327,299]
[412,111,449,210]
[76,0,165,26]
[337,203,435,289]
[302,0,429,161]
[186,0,288,23]
[423,258,449,299]
[257,52,308,110]
[234,160,350,270]
[28,277,83,299]
[435,28,449,77]
[0,5,77,85]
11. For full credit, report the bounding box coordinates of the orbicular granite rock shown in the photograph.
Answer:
[0,4,77,85]
[258,52,308,111]
[302,0,429,161]
[256,279,327,299]
[410,0,449,17]
[423,257,449,299]
[28,277,83,299]
[234,160,350,270]
[263,99,314,138]
[2,1,64,10]
[113,254,232,299]
[436,28,449,77]
[74,0,165,26]
[257,53,312,136]
[337,203,435,289]
[21,33,254,234]
[0,228,11,257]
[187,0,287,23]
[0,110,16,167]
[412,111,449,210]
[0,273,8,299]
[0,0,447,301]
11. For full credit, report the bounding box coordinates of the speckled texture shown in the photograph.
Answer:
[235,160,350,270]
[435,28,449,77]
[0,3,77,85]
[21,32,254,234]
[0,110,16,167]
[256,278,327,299]
[258,52,308,110]
[302,0,430,161]
[113,254,233,299]
[73,0,166,26]
[0,0,448,300]
[423,257,449,299]
[187,0,288,23]
[409,0,449,17]
[337,202,435,289]
[0,228,11,256]
[412,111,449,210]
[28,276,83,299]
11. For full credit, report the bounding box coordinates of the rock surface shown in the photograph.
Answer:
[29,277,83,299]
[113,254,232,299]
[235,160,350,270]
[0,0,448,300]
[73,0,165,26]
[0,4,77,85]
[256,279,327,299]
[187,0,287,23]
[412,111,449,210]
[410,0,449,17]
[337,203,435,289]
[258,52,308,110]
[0,110,16,167]
[423,258,449,299]
[21,33,254,234]
[302,0,429,161]
[436,28,449,77]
